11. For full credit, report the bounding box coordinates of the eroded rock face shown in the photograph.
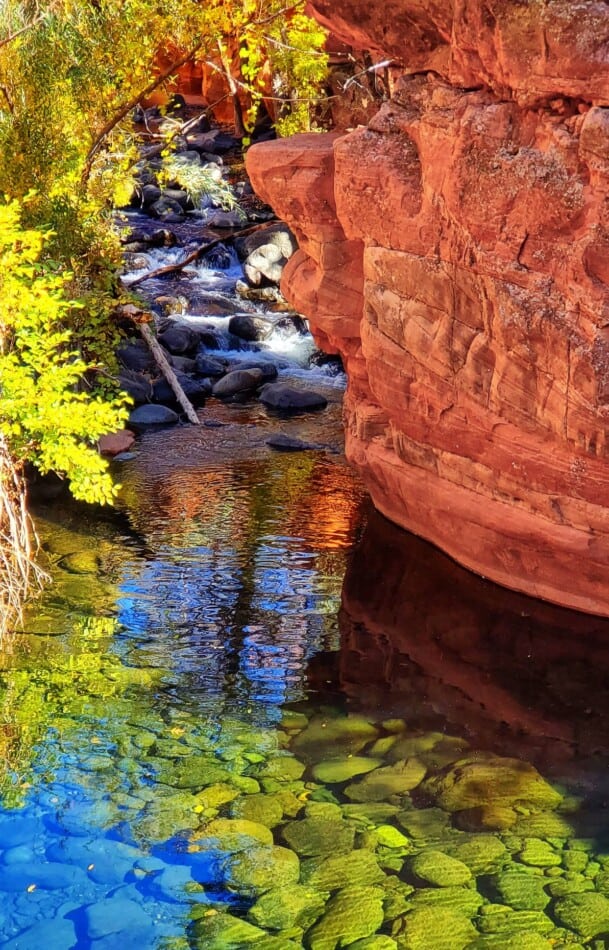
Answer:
[246,2,609,615]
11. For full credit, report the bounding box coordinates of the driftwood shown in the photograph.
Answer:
[121,305,200,425]
[124,222,275,289]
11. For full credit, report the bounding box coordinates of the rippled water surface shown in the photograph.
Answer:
[6,413,609,948]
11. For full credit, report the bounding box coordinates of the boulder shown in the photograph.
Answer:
[128,405,179,429]
[259,383,328,412]
[228,314,274,341]
[212,368,265,397]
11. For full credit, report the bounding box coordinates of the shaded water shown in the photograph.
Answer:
[6,415,609,948]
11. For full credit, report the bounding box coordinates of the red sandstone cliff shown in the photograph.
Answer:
[246,1,609,616]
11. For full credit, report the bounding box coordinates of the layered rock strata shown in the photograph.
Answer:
[246,2,609,615]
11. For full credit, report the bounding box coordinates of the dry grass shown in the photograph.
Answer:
[0,435,46,637]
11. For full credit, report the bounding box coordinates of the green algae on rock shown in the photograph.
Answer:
[192,817,274,853]
[517,838,562,868]
[311,756,382,784]
[396,905,477,950]
[230,793,285,827]
[344,759,427,802]
[408,849,472,887]
[490,869,551,911]
[224,845,300,897]
[300,849,385,890]
[422,756,563,813]
[291,714,380,761]
[448,835,508,875]
[304,884,385,949]
[553,891,609,938]
[281,816,355,857]
[248,883,326,932]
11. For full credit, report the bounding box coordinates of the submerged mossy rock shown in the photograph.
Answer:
[345,760,427,802]
[190,911,266,948]
[154,757,232,789]
[291,714,379,762]
[553,891,609,938]
[448,835,508,875]
[311,757,382,784]
[422,756,562,814]
[281,817,355,857]
[477,909,554,935]
[304,884,384,950]
[192,818,274,854]
[343,804,401,826]
[225,845,300,897]
[230,793,284,828]
[465,934,552,949]
[300,849,385,890]
[397,807,453,845]
[195,783,241,811]
[257,754,306,782]
[397,906,477,950]
[511,811,572,840]
[348,938,397,949]
[491,870,551,911]
[409,885,484,917]
[248,883,326,932]
[454,805,519,833]
[375,825,411,849]
[408,850,472,887]
[517,838,561,868]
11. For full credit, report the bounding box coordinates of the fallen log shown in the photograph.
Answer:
[120,305,200,425]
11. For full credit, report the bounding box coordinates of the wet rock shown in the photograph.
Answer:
[292,714,379,761]
[248,883,326,931]
[455,805,519,832]
[266,434,322,452]
[154,756,231,788]
[163,187,192,210]
[117,340,156,373]
[342,803,402,825]
[149,196,185,220]
[422,756,563,814]
[191,911,267,948]
[553,891,609,938]
[374,825,411,849]
[491,869,551,911]
[194,817,274,853]
[119,370,152,404]
[186,129,238,153]
[512,812,573,839]
[224,845,300,897]
[140,183,162,207]
[448,835,508,875]
[244,243,285,286]
[518,838,561,868]
[259,383,328,412]
[227,359,278,383]
[397,906,477,950]
[3,920,77,950]
[546,876,594,898]
[235,279,284,303]
[477,908,554,935]
[348,939,397,950]
[409,885,483,916]
[229,313,274,341]
[466,934,552,950]
[234,223,297,261]
[300,850,385,890]
[196,783,241,811]
[168,355,197,374]
[230,794,284,828]
[206,209,245,228]
[195,354,227,377]
[57,551,100,575]
[212,368,264,398]
[158,324,201,355]
[85,896,150,940]
[98,429,136,456]
[344,759,427,802]
[408,849,472,887]
[152,374,209,405]
[311,756,381,784]
[203,243,232,269]
[281,816,355,857]
[127,405,179,429]
[305,884,384,950]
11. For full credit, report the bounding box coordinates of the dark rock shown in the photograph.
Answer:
[140,143,164,161]
[195,354,227,377]
[274,314,309,335]
[169,355,197,374]
[235,280,284,303]
[148,197,185,220]
[226,360,278,383]
[259,384,328,412]
[119,370,152,405]
[166,93,187,116]
[158,324,200,355]
[212,368,265,398]
[186,113,211,134]
[266,434,319,452]
[203,244,232,269]
[117,341,156,373]
[152,374,210,405]
[206,210,245,229]
[128,405,179,429]
[140,184,162,207]
[186,130,239,154]
[162,188,192,210]
[234,223,297,262]
[228,314,274,342]
[171,149,201,166]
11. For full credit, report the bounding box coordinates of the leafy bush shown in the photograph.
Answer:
[0,199,130,504]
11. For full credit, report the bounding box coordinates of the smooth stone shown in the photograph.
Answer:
[3,918,77,950]
[375,825,411,849]
[422,755,562,812]
[191,911,267,948]
[152,865,206,903]
[397,906,477,950]
[158,324,200,354]
[259,383,327,412]
[0,862,88,892]
[128,404,179,428]
[266,434,320,452]
[248,883,326,931]
[448,834,508,874]
[553,891,609,937]
[344,759,427,802]
[491,870,551,911]
[85,896,150,939]
[409,885,483,916]
[194,818,273,853]
[300,850,385,890]
[518,838,562,867]
[305,884,384,950]
[408,849,472,887]
[291,715,379,761]
[194,354,226,376]
[212,368,264,397]
[281,817,355,857]
[477,909,554,935]
[311,757,382,784]
[152,374,209,405]
[227,360,278,382]
[229,314,273,341]
[230,794,283,828]
[348,939,398,950]
[2,845,35,865]
[224,846,300,897]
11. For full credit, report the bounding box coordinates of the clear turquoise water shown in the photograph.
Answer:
[4,416,609,949]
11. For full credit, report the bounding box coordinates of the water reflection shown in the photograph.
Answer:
[338,504,609,781]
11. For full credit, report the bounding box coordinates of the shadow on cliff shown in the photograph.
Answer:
[312,504,609,789]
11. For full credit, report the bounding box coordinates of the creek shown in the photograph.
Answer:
[5,173,609,949]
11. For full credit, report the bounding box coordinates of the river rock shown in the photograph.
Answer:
[259,383,328,411]
[422,756,563,813]
[300,849,385,890]
[127,405,179,429]
[98,429,135,456]
[305,884,384,950]
[266,434,322,452]
[230,793,284,828]
[149,196,185,221]
[227,360,278,382]
[477,909,554,935]
[85,896,150,940]
[212,368,264,397]
[248,883,326,931]
[348,939,397,950]
[408,850,472,887]
[186,129,238,153]
[197,817,274,851]
[553,891,609,938]
[448,835,508,875]
[281,816,355,857]
[397,906,477,950]
[140,183,161,207]
[162,187,191,210]
[311,756,381,784]
[409,885,483,917]
[244,243,285,285]
[345,759,427,802]
[158,323,201,355]
[119,370,152,404]
[191,912,267,948]
[206,209,244,228]
[117,340,156,373]
[491,870,551,911]
[168,354,197,374]
[224,845,300,896]
[194,354,226,377]
[517,838,562,868]
[229,314,274,341]
[152,374,209,405]
[292,714,379,761]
